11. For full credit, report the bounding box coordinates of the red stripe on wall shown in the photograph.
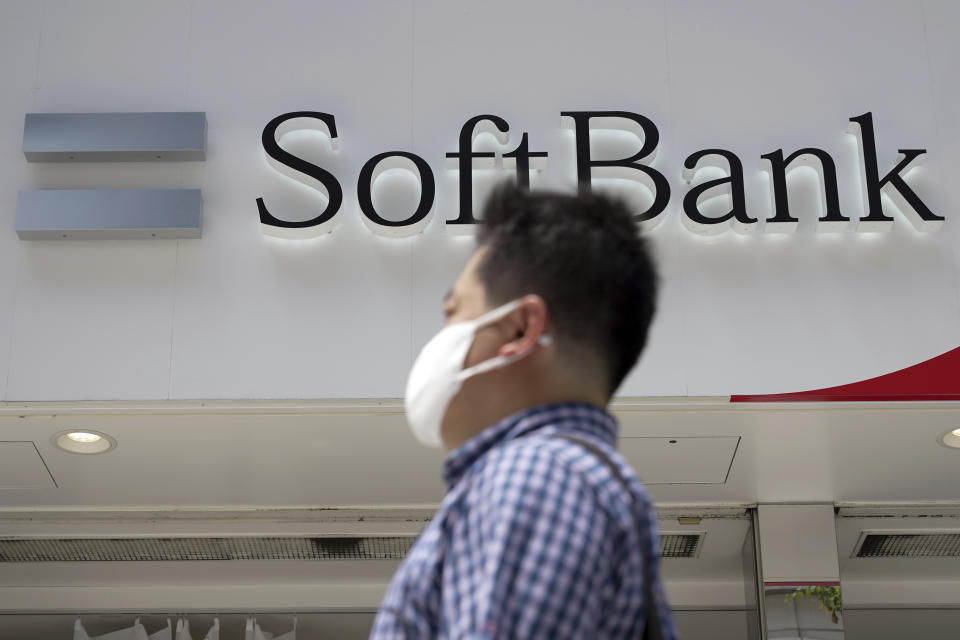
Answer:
[730,346,960,402]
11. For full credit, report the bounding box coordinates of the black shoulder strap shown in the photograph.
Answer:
[553,434,665,640]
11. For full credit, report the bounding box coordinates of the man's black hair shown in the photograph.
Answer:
[476,182,658,396]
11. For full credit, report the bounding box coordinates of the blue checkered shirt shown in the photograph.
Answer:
[371,403,677,639]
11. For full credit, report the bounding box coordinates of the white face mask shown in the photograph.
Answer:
[404,299,552,448]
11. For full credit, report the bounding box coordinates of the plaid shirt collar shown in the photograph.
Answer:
[442,401,619,490]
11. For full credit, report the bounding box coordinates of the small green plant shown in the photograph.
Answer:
[784,585,842,624]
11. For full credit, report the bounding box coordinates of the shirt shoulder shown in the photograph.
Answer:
[467,434,648,530]
[470,434,597,492]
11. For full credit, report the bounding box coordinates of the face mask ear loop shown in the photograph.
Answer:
[453,298,552,382]
[455,332,553,382]
[470,298,524,328]
[456,352,523,382]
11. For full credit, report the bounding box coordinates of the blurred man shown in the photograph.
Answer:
[372,183,675,639]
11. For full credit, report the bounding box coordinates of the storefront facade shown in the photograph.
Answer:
[1,1,959,638]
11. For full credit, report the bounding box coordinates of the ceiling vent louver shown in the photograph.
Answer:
[0,532,706,562]
[0,536,418,562]
[660,532,705,558]
[854,531,960,558]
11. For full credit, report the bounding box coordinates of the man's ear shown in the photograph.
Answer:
[498,295,549,357]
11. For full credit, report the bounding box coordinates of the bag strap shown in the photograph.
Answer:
[552,434,665,640]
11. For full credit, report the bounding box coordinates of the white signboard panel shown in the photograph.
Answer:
[0,0,958,402]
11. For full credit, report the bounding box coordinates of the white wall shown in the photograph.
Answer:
[1,0,958,402]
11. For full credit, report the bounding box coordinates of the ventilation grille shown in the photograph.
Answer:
[856,532,960,558]
[0,533,705,562]
[0,536,417,562]
[660,533,704,558]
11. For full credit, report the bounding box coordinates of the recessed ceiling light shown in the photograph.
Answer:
[66,431,101,444]
[52,430,116,454]
[939,428,960,450]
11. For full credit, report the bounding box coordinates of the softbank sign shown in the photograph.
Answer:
[256,110,944,240]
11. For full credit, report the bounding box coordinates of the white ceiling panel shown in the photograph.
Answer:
[0,399,956,508]
[0,441,55,488]
[621,436,740,484]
